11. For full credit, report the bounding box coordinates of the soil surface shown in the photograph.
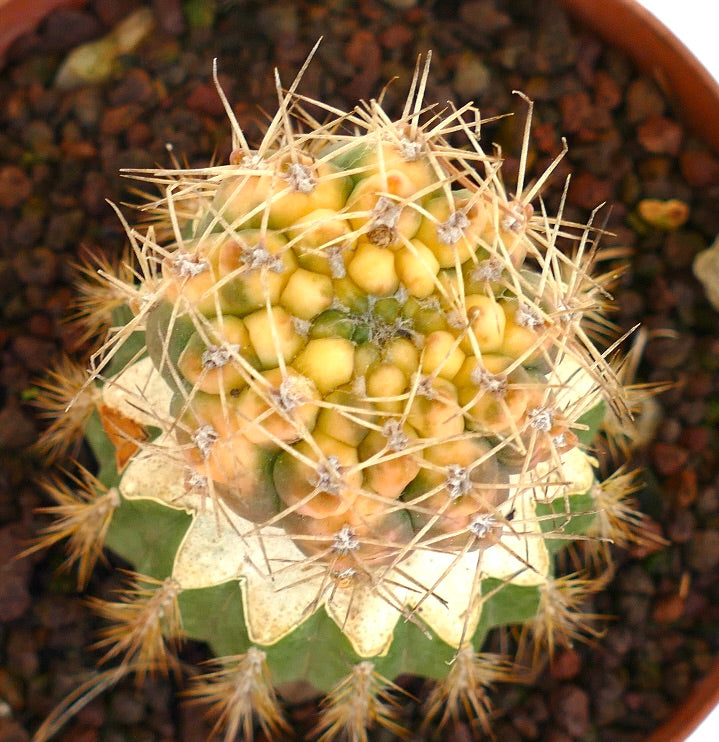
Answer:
[2,0,719,740]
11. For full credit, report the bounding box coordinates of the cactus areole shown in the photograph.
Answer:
[37,52,647,738]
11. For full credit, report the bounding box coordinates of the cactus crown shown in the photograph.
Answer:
[32,52,653,740]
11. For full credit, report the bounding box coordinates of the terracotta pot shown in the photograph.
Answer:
[556,4,719,736]
[560,0,719,155]
[557,4,719,738]
[1,0,718,739]
[0,0,88,64]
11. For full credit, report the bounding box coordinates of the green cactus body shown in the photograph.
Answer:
[34,56,647,740]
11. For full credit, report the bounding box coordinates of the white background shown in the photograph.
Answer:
[633,4,718,741]
[638,1,719,84]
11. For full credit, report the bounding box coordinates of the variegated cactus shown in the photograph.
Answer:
[32,53,654,740]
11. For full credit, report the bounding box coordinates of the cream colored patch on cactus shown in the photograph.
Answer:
[324,579,407,657]
[172,506,292,589]
[479,492,549,587]
[119,439,201,511]
[693,234,719,311]
[169,499,405,655]
[237,537,327,647]
[102,355,173,427]
[551,353,604,415]
[171,502,328,647]
[402,548,484,648]
[166,489,553,654]
[528,446,596,504]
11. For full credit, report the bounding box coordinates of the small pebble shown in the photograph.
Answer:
[186,82,225,116]
[688,530,719,573]
[625,77,666,122]
[637,198,690,230]
[650,442,690,476]
[551,684,590,738]
[0,166,32,210]
[453,53,491,100]
[680,148,719,187]
[0,525,33,621]
[638,115,684,155]
[379,24,414,50]
[100,104,143,136]
[151,0,186,36]
[550,648,582,681]
[652,594,686,624]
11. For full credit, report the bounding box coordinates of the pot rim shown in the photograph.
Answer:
[560,0,719,155]
[0,0,88,65]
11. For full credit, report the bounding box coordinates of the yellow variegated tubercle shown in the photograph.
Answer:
[33,53,650,741]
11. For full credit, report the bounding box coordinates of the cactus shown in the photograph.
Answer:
[32,52,655,740]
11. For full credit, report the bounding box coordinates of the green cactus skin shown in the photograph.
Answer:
[32,54,652,740]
